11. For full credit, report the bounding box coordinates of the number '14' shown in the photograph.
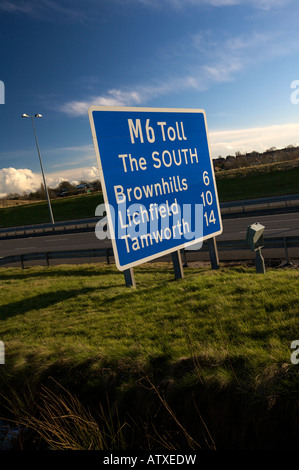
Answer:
[204,210,216,226]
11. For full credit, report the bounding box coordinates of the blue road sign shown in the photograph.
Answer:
[89,107,223,271]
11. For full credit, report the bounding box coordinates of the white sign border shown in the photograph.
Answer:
[88,106,223,271]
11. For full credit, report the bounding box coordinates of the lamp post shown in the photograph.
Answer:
[21,113,54,224]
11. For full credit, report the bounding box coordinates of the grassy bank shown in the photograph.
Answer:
[215,159,299,201]
[0,263,298,450]
[0,192,104,228]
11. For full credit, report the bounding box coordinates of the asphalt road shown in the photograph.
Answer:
[0,210,298,266]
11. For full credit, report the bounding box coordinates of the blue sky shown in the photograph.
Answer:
[1,0,299,196]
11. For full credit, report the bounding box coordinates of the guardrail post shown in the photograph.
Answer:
[208,237,220,270]
[45,252,50,266]
[171,250,184,279]
[124,268,136,288]
[20,254,24,269]
[105,248,110,265]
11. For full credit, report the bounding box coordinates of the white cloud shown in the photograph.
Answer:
[249,0,290,10]
[202,58,243,83]
[209,122,299,157]
[59,89,143,116]
[0,0,86,21]
[0,0,34,14]
[166,0,238,6]
[44,144,96,170]
[0,166,101,197]
[1,0,291,24]
[47,166,100,186]
[59,25,288,117]
[0,168,41,197]
[59,81,191,116]
[2,0,288,14]
[128,0,290,9]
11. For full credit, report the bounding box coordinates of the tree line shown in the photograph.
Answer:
[2,179,102,201]
[213,144,299,171]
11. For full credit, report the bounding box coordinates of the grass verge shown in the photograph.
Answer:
[0,263,298,450]
[216,159,299,201]
[0,193,104,228]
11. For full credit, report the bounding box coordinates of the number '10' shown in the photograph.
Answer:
[201,190,213,206]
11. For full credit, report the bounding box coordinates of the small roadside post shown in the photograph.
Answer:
[255,246,266,274]
[246,222,266,274]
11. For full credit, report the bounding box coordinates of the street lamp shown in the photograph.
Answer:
[21,113,54,224]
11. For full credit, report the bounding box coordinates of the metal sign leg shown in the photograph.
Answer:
[208,237,220,270]
[124,268,136,288]
[171,250,184,280]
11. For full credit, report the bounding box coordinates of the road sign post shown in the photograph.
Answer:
[171,250,184,279]
[207,236,220,270]
[123,268,136,288]
[89,106,222,283]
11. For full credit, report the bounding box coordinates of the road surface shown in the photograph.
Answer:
[0,211,298,266]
